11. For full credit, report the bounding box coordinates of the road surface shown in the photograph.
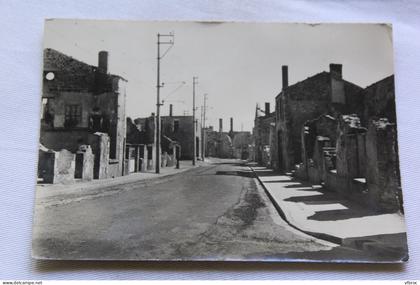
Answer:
[33,159,339,261]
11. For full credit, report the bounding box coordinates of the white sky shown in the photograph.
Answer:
[44,20,394,131]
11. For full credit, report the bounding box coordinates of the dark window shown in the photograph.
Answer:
[173,120,179,132]
[64,104,81,128]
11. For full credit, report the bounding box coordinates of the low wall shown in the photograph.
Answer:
[325,170,369,206]
[308,166,322,185]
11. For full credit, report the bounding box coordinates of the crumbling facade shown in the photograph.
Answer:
[231,131,253,160]
[125,117,154,173]
[273,64,363,171]
[205,119,233,158]
[253,103,275,167]
[274,64,364,172]
[38,49,127,183]
[254,63,402,213]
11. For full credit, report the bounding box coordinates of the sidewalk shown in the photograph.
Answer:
[250,165,408,259]
[36,160,204,201]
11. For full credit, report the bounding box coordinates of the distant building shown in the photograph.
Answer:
[205,119,233,158]
[39,48,127,182]
[227,117,253,160]
[134,104,201,161]
[253,103,275,167]
[231,131,252,160]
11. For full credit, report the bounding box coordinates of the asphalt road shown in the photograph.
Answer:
[33,159,337,261]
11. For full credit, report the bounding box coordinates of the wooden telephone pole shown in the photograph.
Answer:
[192,76,198,165]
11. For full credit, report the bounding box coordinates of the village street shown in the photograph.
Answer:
[32,158,354,261]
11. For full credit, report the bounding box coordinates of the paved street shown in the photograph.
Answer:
[33,158,340,261]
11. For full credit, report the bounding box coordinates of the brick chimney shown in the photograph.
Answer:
[219,118,223,133]
[282,65,288,90]
[330,63,345,104]
[329,63,342,79]
[265,102,270,116]
[230,117,233,132]
[98,51,108,73]
[169,104,173,117]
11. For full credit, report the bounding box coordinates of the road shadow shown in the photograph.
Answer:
[307,208,383,221]
[215,170,256,178]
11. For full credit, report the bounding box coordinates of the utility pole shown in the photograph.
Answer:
[200,105,204,161]
[202,93,208,160]
[192,76,198,165]
[155,32,174,174]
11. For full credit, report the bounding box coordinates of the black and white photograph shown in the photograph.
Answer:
[32,20,408,263]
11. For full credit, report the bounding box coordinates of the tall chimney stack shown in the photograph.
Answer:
[169,104,173,117]
[282,65,288,90]
[98,51,108,73]
[265,102,270,117]
[219,118,223,133]
[230,117,233,133]
[329,63,342,79]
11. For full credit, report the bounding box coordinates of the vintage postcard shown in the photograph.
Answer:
[33,20,408,262]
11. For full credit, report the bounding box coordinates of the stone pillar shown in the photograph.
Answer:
[92,133,109,179]
[147,144,155,171]
[53,149,75,184]
[366,118,401,212]
[38,146,56,184]
[141,145,148,172]
[135,145,140,172]
[161,151,168,167]
[336,115,366,179]
[75,145,94,181]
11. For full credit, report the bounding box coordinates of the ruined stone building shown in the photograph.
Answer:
[125,117,158,173]
[205,119,234,159]
[253,103,275,167]
[274,64,364,171]
[227,117,253,160]
[286,69,400,212]
[38,49,127,183]
[204,117,252,160]
[253,63,401,212]
[231,131,253,160]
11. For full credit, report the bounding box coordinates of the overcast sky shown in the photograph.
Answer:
[44,20,394,131]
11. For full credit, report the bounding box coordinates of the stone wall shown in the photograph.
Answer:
[335,115,367,179]
[366,118,401,212]
[253,112,275,165]
[38,147,76,184]
[87,132,110,179]
[363,75,396,125]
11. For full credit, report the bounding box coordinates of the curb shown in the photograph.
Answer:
[37,163,203,200]
[249,166,342,246]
